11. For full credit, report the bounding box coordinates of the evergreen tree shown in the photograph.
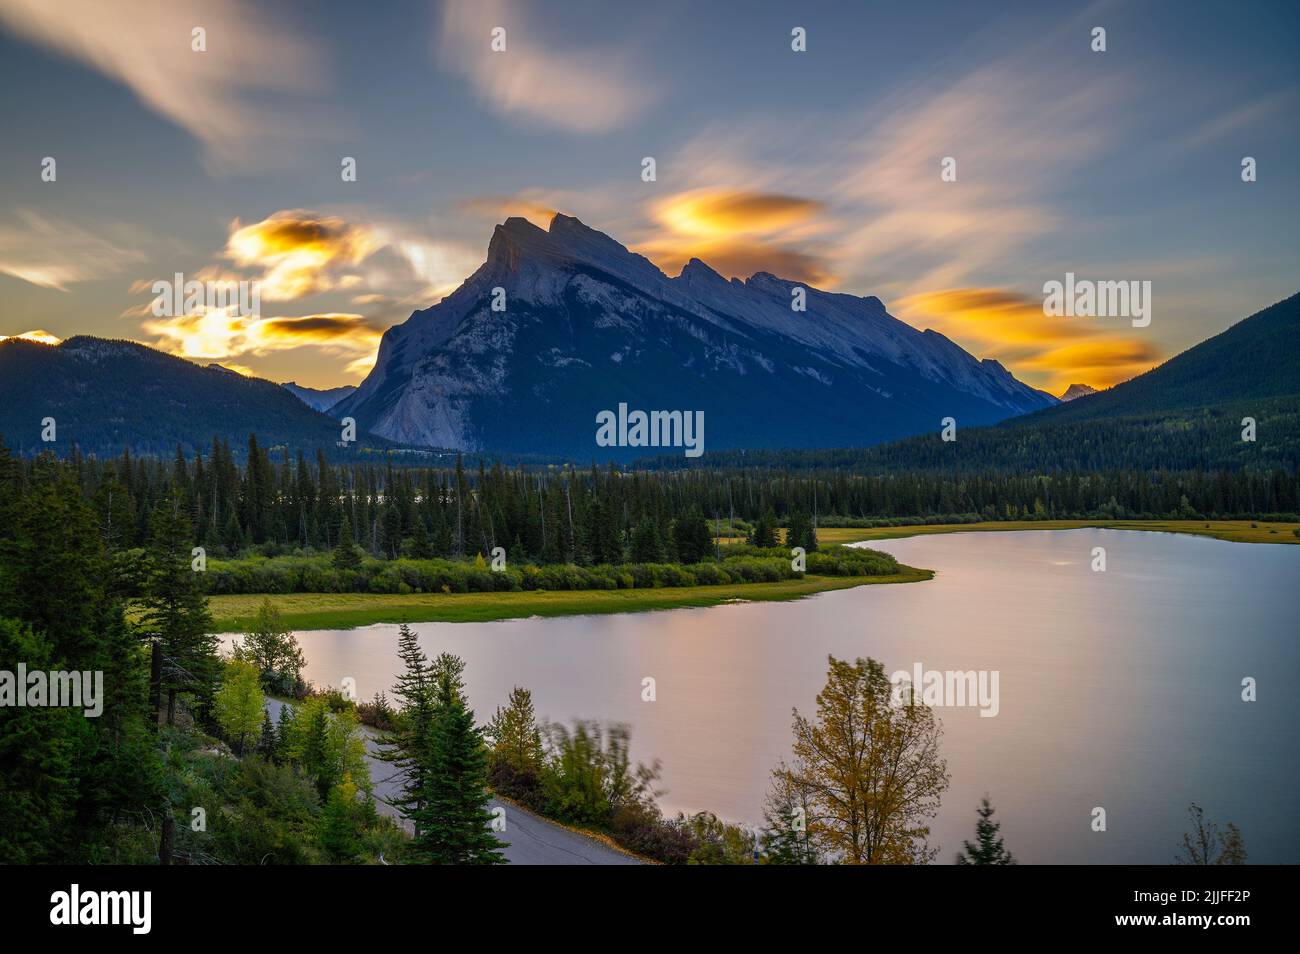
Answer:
[410,668,506,864]
[759,771,819,864]
[139,496,219,726]
[488,686,544,776]
[378,624,436,835]
[672,508,712,564]
[256,709,278,759]
[749,508,779,548]
[333,513,363,570]
[630,518,664,563]
[955,797,1015,865]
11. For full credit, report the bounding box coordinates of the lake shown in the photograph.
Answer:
[227,529,1300,863]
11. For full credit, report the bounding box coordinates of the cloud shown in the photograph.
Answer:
[436,0,653,132]
[1179,90,1300,150]
[224,211,381,301]
[896,288,1162,392]
[389,238,485,301]
[141,309,381,364]
[651,191,826,239]
[459,196,558,229]
[0,211,144,290]
[636,188,835,285]
[254,313,382,345]
[0,329,61,345]
[0,0,334,171]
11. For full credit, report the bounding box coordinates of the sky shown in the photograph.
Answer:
[0,0,1296,392]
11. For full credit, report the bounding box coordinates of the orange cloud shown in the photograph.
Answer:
[255,313,381,344]
[896,288,1162,393]
[459,196,558,229]
[0,329,61,345]
[638,189,834,285]
[141,310,381,366]
[225,210,380,300]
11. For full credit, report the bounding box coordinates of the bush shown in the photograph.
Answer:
[609,803,697,864]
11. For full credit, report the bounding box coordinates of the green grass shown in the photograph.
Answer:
[206,568,932,632]
[813,519,1300,547]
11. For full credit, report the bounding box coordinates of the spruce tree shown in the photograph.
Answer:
[139,495,219,726]
[411,669,506,864]
[378,623,436,835]
[955,797,1015,865]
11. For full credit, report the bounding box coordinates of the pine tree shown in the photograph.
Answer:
[274,704,294,763]
[955,797,1015,865]
[410,669,506,864]
[139,495,219,726]
[630,518,664,563]
[318,774,364,862]
[333,513,362,570]
[759,771,819,864]
[488,686,543,776]
[750,508,779,548]
[378,623,436,835]
[256,709,277,759]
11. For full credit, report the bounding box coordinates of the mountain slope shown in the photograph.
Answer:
[0,337,374,458]
[282,381,357,413]
[337,214,1055,458]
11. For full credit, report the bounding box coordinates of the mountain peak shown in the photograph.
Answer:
[1060,382,1099,401]
[484,211,667,289]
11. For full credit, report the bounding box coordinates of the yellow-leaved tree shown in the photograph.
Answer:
[774,655,949,864]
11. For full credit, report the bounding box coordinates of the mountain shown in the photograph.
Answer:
[282,381,357,413]
[1060,383,1098,401]
[0,336,382,459]
[691,292,1297,473]
[336,214,1056,459]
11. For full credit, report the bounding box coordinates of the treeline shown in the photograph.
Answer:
[645,396,1300,476]
[2,435,1296,572]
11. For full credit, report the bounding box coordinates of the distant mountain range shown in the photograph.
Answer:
[281,381,357,413]
[0,337,379,459]
[682,292,1299,473]
[334,214,1056,458]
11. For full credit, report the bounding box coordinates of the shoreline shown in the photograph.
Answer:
[815,518,1300,548]
[208,567,932,632]
[207,520,1297,633]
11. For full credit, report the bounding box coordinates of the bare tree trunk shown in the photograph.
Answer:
[149,641,162,727]
[159,813,174,866]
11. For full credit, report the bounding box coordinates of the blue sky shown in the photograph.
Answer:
[1,0,1296,389]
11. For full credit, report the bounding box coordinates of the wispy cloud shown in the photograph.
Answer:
[0,0,335,171]
[0,211,143,290]
[1178,89,1300,150]
[436,0,653,133]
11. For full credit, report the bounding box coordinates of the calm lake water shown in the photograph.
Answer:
[229,529,1300,863]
